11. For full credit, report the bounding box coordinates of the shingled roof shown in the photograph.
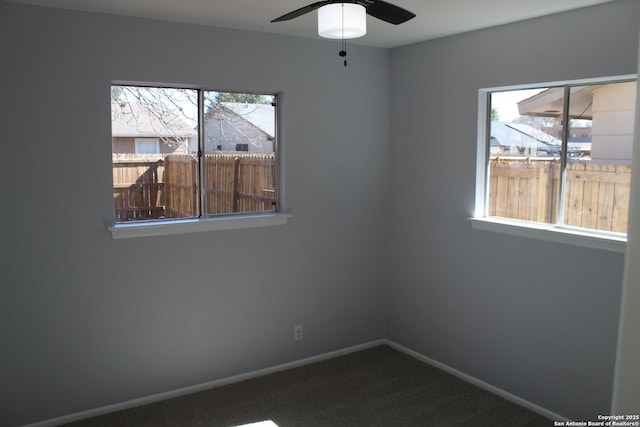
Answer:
[111,102,196,138]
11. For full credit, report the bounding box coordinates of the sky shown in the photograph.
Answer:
[491,88,546,122]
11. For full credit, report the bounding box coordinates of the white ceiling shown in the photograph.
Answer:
[9,0,616,48]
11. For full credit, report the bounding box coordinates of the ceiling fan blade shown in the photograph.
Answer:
[271,1,333,22]
[365,0,416,25]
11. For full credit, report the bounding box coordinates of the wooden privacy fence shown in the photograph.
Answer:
[112,154,166,221]
[488,158,632,233]
[203,152,277,215]
[113,153,276,221]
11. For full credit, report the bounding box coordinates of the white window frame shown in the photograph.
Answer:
[108,83,290,239]
[469,75,636,253]
[134,138,160,154]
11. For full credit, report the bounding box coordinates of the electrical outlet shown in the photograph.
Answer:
[294,325,304,341]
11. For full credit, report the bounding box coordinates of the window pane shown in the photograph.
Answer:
[488,88,563,224]
[202,91,277,215]
[135,139,159,154]
[111,85,199,222]
[562,82,635,233]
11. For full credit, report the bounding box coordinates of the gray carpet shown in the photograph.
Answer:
[64,345,551,426]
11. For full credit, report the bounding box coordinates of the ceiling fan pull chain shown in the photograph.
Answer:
[340,37,347,66]
[341,5,347,66]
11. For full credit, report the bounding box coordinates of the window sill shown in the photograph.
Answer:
[108,213,292,239]
[469,217,626,253]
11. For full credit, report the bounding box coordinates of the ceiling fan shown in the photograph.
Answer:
[272,1,415,65]
[271,0,416,26]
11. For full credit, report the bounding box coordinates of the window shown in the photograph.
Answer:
[473,76,636,250]
[109,84,287,237]
[135,138,159,154]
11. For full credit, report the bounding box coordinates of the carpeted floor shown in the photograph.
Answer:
[64,345,551,426]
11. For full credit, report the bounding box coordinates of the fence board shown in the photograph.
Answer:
[164,155,198,218]
[578,164,599,229]
[493,163,510,218]
[612,165,632,232]
[564,163,585,228]
[594,164,613,231]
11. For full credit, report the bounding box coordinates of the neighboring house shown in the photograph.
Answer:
[490,122,564,157]
[111,101,196,154]
[517,82,637,165]
[192,102,275,153]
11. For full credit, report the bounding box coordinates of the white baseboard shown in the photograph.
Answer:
[382,339,569,422]
[25,339,567,426]
[24,340,385,427]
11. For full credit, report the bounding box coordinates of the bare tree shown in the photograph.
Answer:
[111,86,198,149]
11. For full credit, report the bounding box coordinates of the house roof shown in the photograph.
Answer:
[491,122,562,154]
[220,103,275,138]
[111,101,196,138]
[503,123,561,145]
[517,86,599,119]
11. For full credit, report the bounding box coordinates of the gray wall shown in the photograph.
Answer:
[2,0,640,425]
[0,3,389,425]
[388,0,640,421]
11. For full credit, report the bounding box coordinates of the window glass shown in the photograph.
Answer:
[485,79,635,234]
[562,82,634,232]
[135,139,160,154]
[488,87,562,224]
[111,85,277,223]
[201,91,277,216]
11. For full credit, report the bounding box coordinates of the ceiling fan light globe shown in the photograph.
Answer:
[318,3,366,39]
